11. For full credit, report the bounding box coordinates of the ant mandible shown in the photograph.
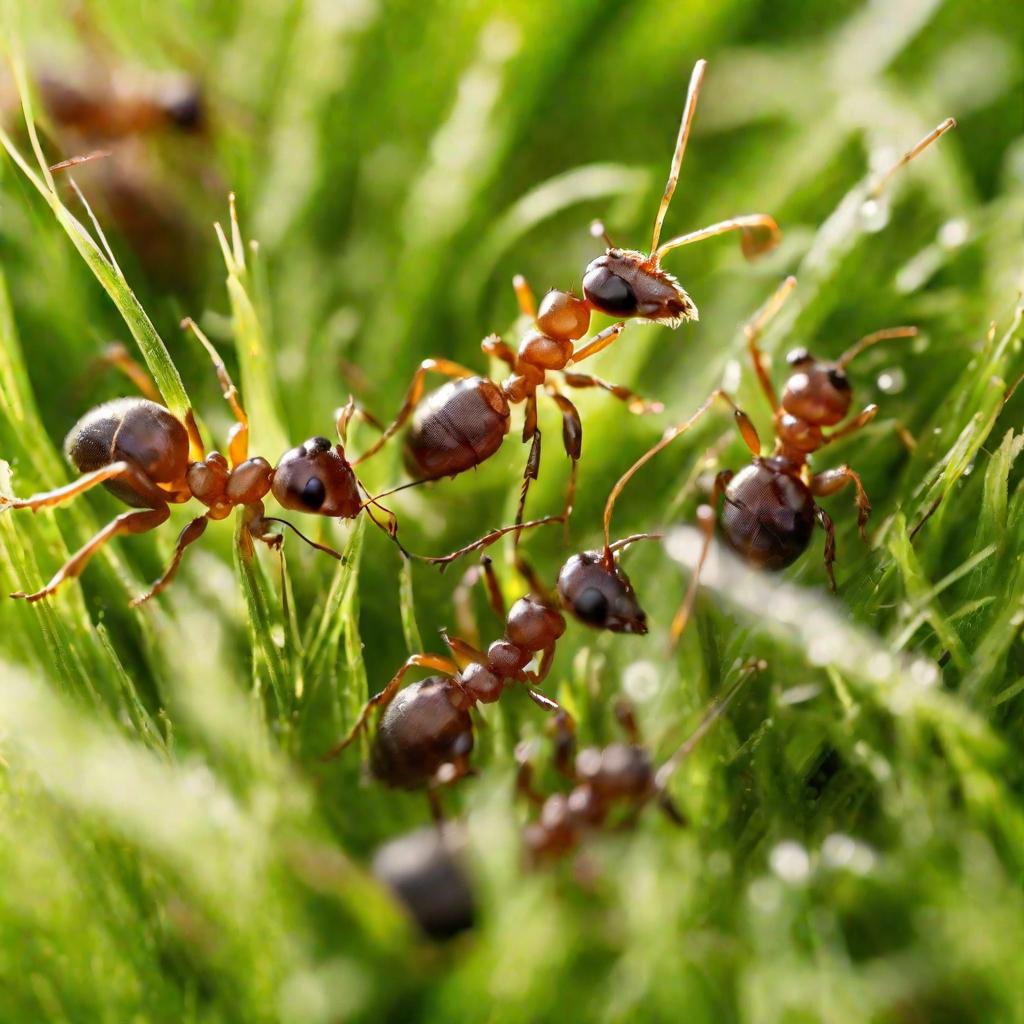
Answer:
[354,59,779,538]
[0,321,404,604]
[515,662,761,864]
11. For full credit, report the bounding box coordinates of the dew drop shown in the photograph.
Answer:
[877,367,906,394]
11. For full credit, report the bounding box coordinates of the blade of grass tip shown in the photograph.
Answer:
[213,196,290,458]
[0,110,191,420]
[233,518,292,721]
[398,557,423,655]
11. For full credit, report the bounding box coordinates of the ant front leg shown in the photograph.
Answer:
[743,276,797,411]
[545,388,581,528]
[453,556,506,647]
[560,372,664,415]
[481,333,518,372]
[131,514,210,606]
[566,322,626,367]
[811,465,872,541]
[824,405,878,446]
[354,358,478,466]
[514,392,543,535]
[95,342,162,402]
[815,505,837,592]
[514,741,545,806]
[335,395,384,447]
[12,504,171,603]
[321,653,459,761]
[439,628,487,669]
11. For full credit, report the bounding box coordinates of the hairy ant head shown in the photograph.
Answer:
[582,249,697,326]
[557,550,648,634]
[272,436,362,518]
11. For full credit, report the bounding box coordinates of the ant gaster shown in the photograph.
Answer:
[354,58,779,543]
[0,321,401,604]
[516,664,761,863]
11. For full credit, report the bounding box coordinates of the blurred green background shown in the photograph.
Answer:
[1,0,1023,1021]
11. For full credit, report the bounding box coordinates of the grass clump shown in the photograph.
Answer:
[1,1,1023,1022]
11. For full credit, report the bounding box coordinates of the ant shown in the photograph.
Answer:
[0,321,407,605]
[610,276,917,630]
[600,117,956,639]
[515,664,761,864]
[354,59,779,542]
[371,824,475,941]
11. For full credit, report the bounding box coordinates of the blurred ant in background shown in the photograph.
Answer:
[355,59,779,548]
[515,663,762,865]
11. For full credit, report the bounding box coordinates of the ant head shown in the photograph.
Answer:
[556,550,648,635]
[780,349,852,427]
[272,436,362,518]
[582,249,697,327]
[160,77,205,133]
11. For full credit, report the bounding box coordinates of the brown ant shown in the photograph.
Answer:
[515,664,761,864]
[0,321,406,604]
[607,275,917,634]
[354,59,779,541]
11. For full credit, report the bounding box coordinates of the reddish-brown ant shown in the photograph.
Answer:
[608,276,918,634]
[354,59,779,540]
[515,664,760,864]
[0,321,405,604]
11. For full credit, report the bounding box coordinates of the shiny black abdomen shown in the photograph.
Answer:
[370,677,474,789]
[63,397,189,508]
[403,377,510,480]
[720,460,815,570]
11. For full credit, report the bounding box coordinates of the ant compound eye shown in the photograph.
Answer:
[582,265,638,316]
[827,368,850,391]
[574,586,609,626]
[301,476,326,509]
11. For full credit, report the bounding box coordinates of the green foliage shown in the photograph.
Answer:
[1,1,1023,1022]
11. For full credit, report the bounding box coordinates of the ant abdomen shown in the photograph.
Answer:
[404,377,510,480]
[719,459,816,570]
[370,676,475,789]
[64,397,189,507]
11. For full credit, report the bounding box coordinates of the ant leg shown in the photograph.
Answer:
[481,333,517,372]
[550,710,577,779]
[668,501,718,650]
[824,405,878,445]
[811,466,871,541]
[566,322,626,367]
[131,514,210,606]
[335,396,384,447]
[613,698,641,745]
[512,552,555,605]
[513,274,537,320]
[524,644,557,687]
[525,686,562,715]
[514,746,545,806]
[353,358,478,466]
[321,653,459,761]
[561,371,664,415]
[602,390,757,559]
[654,214,781,263]
[514,407,543,536]
[417,515,562,570]
[439,628,487,669]
[453,556,506,646]
[95,342,162,402]
[545,388,582,529]
[0,461,145,514]
[744,276,797,410]
[815,505,838,592]
[12,504,170,603]
[182,318,249,467]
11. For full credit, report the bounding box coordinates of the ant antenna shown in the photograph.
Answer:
[261,517,343,560]
[590,219,614,249]
[654,658,765,790]
[49,149,112,173]
[836,326,918,370]
[608,532,663,554]
[868,117,956,201]
[650,59,707,256]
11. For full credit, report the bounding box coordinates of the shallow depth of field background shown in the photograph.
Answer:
[1,0,1023,1021]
